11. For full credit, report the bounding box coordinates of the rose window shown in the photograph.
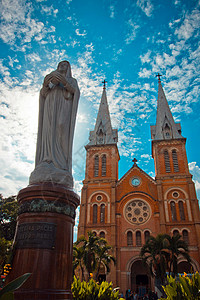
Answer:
[125,200,150,224]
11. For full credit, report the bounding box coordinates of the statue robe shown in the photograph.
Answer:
[29,66,80,188]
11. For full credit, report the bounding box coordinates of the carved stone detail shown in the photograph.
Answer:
[18,198,76,219]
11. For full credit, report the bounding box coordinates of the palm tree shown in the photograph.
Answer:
[165,233,190,277]
[74,231,116,281]
[140,233,191,296]
[73,245,85,280]
[140,234,170,286]
[95,239,116,280]
[75,231,101,279]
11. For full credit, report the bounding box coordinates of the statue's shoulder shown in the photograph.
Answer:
[69,77,79,89]
[72,77,78,84]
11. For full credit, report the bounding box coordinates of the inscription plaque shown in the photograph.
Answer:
[16,222,56,249]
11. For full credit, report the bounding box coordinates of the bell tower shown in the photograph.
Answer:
[151,76,200,265]
[78,83,120,252]
[151,74,188,178]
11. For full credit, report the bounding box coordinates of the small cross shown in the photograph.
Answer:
[132,158,137,165]
[102,80,107,89]
[156,73,162,82]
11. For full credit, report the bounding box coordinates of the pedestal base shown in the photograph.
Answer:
[8,183,79,300]
[14,289,72,300]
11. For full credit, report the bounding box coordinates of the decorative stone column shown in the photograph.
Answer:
[9,182,79,300]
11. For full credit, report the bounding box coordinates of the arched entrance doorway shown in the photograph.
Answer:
[178,261,194,274]
[97,264,106,283]
[131,260,151,297]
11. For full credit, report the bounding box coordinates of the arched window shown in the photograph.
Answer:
[100,231,105,239]
[178,201,185,220]
[173,230,179,237]
[136,231,141,246]
[172,149,179,172]
[164,150,171,173]
[93,231,97,236]
[94,155,99,177]
[127,231,133,246]
[144,231,150,243]
[93,204,97,224]
[100,204,105,223]
[182,230,189,245]
[101,154,106,176]
[170,201,177,221]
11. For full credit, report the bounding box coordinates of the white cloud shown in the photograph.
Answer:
[155,54,164,67]
[156,39,166,44]
[138,68,152,78]
[169,18,181,28]
[41,5,58,16]
[141,154,151,159]
[0,0,56,49]
[140,50,151,64]
[66,40,80,48]
[109,5,115,19]
[75,29,87,36]
[166,65,182,77]
[26,53,41,62]
[137,0,154,17]
[175,8,200,40]
[163,53,176,66]
[189,162,200,200]
[125,19,139,44]
[0,59,10,76]
[173,0,180,5]
[77,113,89,124]
[148,171,155,178]
[0,81,39,197]
[8,56,19,68]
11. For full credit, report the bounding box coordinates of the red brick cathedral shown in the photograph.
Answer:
[78,78,200,293]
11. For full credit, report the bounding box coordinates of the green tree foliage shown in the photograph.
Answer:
[140,233,191,293]
[0,195,18,241]
[71,276,123,300]
[73,245,85,281]
[140,234,169,284]
[74,231,116,280]
[160,272,200,300]
[164,233,190,277]
[95,240,116,281]
[0,194,18,274]
[0,238,12,271]
[75,232,99,278]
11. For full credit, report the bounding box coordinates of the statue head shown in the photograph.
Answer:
[57,61,71,77]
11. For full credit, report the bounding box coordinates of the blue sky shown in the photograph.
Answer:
[0,0,200,237]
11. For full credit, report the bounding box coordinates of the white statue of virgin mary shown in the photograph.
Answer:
[29,61,80,188]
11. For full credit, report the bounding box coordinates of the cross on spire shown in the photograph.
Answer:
[156,73,162,82]
[102,80,107,89]
[132,158,137,165]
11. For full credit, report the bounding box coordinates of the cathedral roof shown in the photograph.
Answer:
[86,86,118,147]
[151,77,183,141]
[117,159,156,186]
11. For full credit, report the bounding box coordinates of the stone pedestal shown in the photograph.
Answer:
[8,183,79,300]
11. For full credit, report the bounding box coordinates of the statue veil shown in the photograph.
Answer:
[30,61,80,188]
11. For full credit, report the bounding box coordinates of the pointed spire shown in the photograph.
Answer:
[87,85,118,146]
[151,76,183,141]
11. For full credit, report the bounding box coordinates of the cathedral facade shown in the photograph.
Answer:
[78,78,200,293]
